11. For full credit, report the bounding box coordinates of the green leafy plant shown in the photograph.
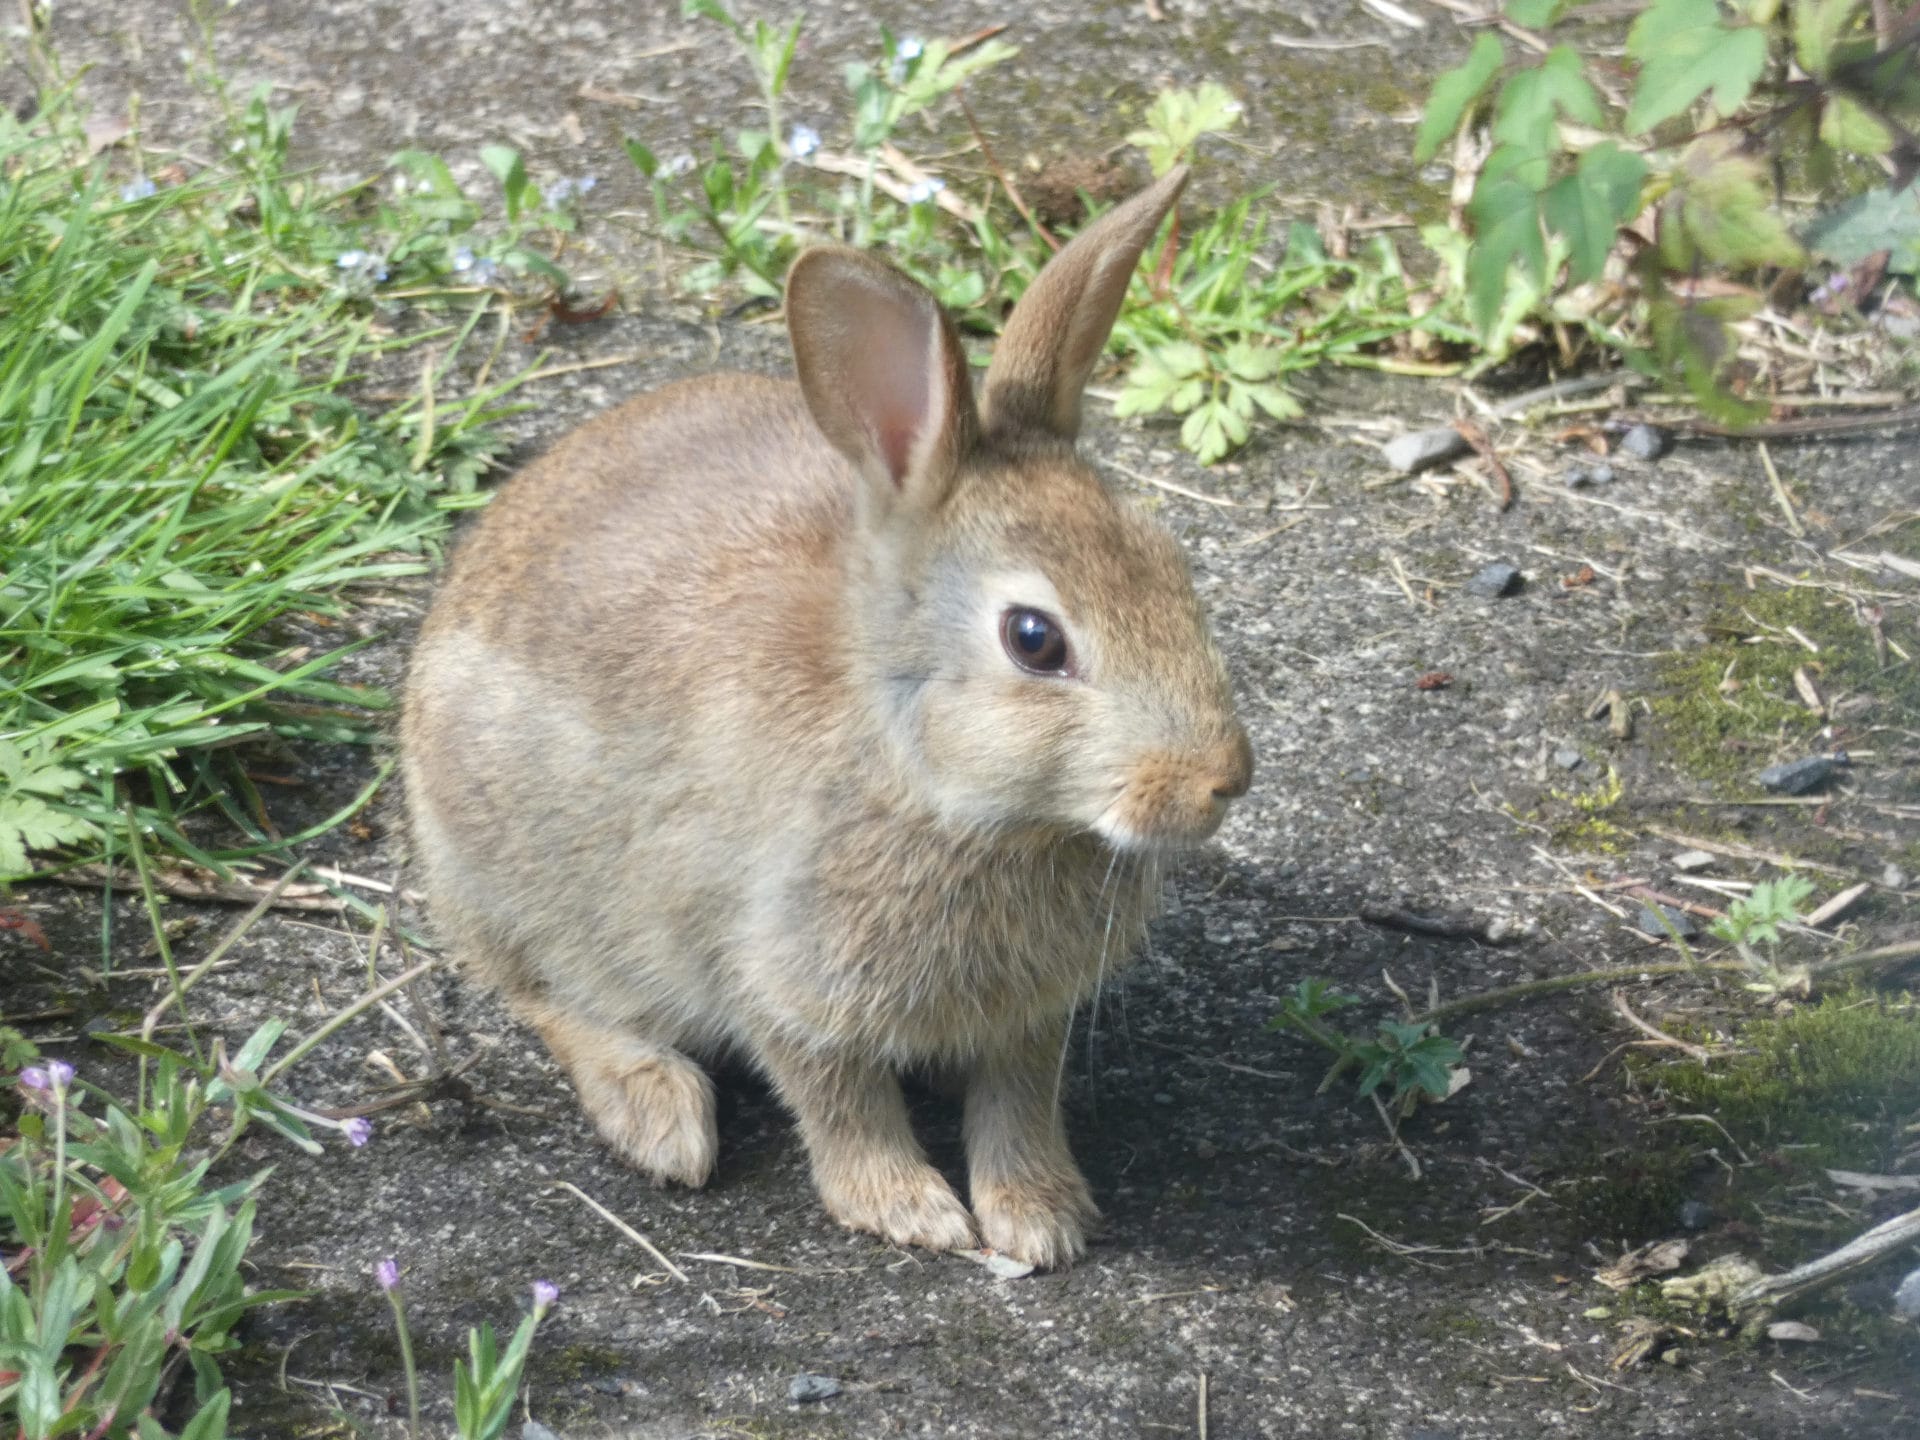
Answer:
[0,1053,304,1439]
[1711,873,1817,988]
[1268,979,1467,1112]
[1417,0,1919,418]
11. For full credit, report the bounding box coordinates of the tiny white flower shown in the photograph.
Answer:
[905,177,945,205]
[896,37,924,60]
[787,124,821,160]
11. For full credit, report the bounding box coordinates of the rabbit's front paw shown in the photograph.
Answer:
[544,1023,718,1187]
[971,1173,1100,1269]
[818,1158,979,1253]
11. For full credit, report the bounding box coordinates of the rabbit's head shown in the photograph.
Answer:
[786,167,1251,853]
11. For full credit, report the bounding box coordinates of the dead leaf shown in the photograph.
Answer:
[1596,1237,1691,1290]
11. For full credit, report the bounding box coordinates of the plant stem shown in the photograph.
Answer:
[386,1289,421,1440]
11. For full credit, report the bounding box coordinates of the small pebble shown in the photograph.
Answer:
[1895,1267,1920,1319]
[1618,423,1670,461]
[789,1374,843,1404]
[1383,427,1469,474]
[1564,463,1616,488]
[1554,748,1583,770]
[521,1422,562,1440]
[1757,754,1842,795]
[1678,1199,1712,1230]
[1766,1321,1821,1343]
[1672,849,1718,872]
[1884,864,1909,890]
[1464,560,1524,598]
[1153,1092,1175,1105]
[1484,914,1534,944]
[1636,903,1699,940]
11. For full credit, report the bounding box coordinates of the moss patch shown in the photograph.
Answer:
[1648,993,1920,1173]
[1651,576,1920,788]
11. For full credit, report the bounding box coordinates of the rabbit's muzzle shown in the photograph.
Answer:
[1102,727,1253,850]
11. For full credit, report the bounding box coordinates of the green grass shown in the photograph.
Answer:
[0,82,531,884]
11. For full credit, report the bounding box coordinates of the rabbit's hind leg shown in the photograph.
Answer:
[527,1004,719,1187]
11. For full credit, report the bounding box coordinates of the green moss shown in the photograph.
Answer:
[1653,577,1920,788]
[1649,993,1920,1172]
[1547,766,1631,853]
[532,1341,630,1385]
[1566,1144,1694,1245]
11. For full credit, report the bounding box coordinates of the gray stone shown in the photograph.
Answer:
[521,1423,562,1440]
[1564,462,1616,488]
[1672,849,1718,872]
[789,1374,843,1404]
[1383,427,1469,473]
[1619,423,1670,461]
[1896,1267,1920,1319]
[1884,864,1909,890]
[1678,1199,1712,1230]
[1553,747,1583,770]
[1463,561,1523,598]
[1636,903,1700,940]
[1757,755,1841,795]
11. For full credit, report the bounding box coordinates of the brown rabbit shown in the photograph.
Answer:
[401,165,1251,1268]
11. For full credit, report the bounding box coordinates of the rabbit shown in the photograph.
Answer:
[400,163,1252,1269]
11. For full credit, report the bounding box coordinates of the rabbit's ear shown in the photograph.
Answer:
[980,165,1188,443]
[787,247,977,514]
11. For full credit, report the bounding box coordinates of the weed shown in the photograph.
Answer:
[1268,979,1466,1112]
[1417,0,1919,418]
[0,59,561,883]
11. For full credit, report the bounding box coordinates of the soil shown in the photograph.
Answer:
[6,2,1919,1438]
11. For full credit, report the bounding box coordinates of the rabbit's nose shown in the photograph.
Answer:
[1208,731,1254,801]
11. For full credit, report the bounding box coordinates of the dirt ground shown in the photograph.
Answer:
[9,2,1920,1437]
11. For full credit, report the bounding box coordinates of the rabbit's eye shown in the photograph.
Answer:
[1001,608,1071,675]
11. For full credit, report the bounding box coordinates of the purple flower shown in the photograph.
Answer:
[343,1117,373,1148]
[531,1279,559,1311]
[120,176,157,203]
[18,1067,50,1093]
[376,1258,400,1291]
[46,1060,73,1090]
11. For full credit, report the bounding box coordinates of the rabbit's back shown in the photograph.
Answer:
[403,375,864,1039]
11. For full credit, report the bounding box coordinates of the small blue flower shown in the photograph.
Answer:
[532,1279,559,1311]
[458,253,501,286]
[905,177,945,205]
[336,249,371,269]
[543,175,598,207]
[343,1117,373,1147]
[376,1257,400,1291]
[896,37,924,60]
[119,176,157,203]
[662,153,696,179]
[787,124,821,160]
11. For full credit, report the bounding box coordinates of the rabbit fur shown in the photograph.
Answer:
[401,165,1252,1268]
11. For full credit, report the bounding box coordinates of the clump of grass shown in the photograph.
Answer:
[0,79,532,882]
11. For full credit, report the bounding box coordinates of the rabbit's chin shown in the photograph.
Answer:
[1090,809,1227,857]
